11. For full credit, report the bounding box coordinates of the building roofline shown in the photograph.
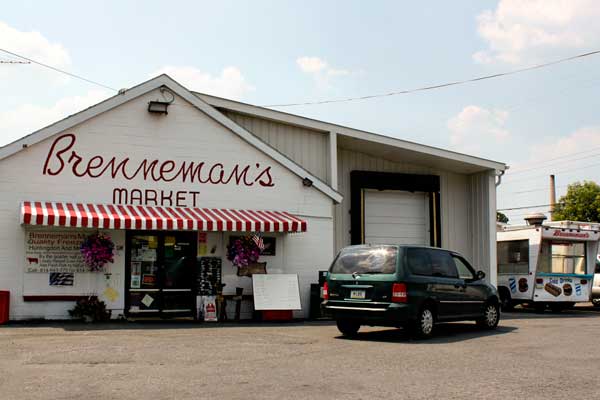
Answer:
[194,92,508,172]
[0,74,343,203]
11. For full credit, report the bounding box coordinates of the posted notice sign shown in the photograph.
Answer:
[25,230,87,273]
[252,274,301,310]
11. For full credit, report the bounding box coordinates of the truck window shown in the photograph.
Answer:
[497,240,529,274]
[330,246,398,274]
[538,241,586,275]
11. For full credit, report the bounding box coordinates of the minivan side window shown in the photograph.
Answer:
[452,256,475,280]
[406,248,432,276]
[429,250,458,278]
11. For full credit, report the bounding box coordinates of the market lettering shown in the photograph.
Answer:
[552,230,589,238]
[43,133,276,187]
[113,188,201,207]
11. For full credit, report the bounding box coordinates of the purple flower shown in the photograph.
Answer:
[81,232,114,272]
[226,235,261,268]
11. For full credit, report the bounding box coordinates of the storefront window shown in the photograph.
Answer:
[538,241,586,275]
[497,240,529,274]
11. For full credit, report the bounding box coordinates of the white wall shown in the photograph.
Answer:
[468,171,497,285]
[0,89,334,320]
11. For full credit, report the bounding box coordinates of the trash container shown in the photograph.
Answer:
[0,291,9,324]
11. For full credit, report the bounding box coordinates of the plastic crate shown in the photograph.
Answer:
[261,310,293,321]
[0,291,9,324]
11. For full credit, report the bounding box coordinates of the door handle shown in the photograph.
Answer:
[454,284,467,289]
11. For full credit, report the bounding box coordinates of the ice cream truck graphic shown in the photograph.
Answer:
[497,219,600,312]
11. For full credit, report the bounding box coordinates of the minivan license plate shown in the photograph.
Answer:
[350,290,365,299]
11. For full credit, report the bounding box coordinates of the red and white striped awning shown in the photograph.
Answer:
[20,201,307,232]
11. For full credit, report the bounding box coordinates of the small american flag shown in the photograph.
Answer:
[49,273,74,286]
[252,232,265,252]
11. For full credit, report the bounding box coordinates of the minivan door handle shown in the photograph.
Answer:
[454,283,467,289]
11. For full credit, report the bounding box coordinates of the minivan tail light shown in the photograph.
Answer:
[323,281,329,300]
[392,283,407,303]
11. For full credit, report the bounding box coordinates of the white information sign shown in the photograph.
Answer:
[25,230,87,273]
[252,274,301,310]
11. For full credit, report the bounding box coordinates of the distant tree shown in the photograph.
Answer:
[553,181,600,222]
[496,211,509,223]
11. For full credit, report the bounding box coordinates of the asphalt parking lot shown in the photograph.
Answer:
[1,306,600,400]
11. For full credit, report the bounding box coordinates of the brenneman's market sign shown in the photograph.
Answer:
[42,133,276,207]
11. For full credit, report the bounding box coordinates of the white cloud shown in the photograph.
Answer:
[297,57,328,73]
[0,90,110,146]
[447,105,510,154]
[527,126,600,163]
[474,0,600,65]
[151,66,254,100]
[296,56,351,88]
[0,21,71,78]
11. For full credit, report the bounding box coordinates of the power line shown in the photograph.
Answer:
[501,160,600,185]
[498,203,557,212]
[0,59,30,64]
[502,184,569,195]
[0,48,117,91]
[507,148,600,176]
[263,49,600,107]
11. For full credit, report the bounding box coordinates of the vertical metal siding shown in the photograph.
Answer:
[221,111,330,183]
[468,171,496,285]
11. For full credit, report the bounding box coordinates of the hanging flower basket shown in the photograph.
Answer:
[80,232,115,272]
[226,235,264,276]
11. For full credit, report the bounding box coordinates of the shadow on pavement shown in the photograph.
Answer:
[336,322,517,344]
[2,319,337,332]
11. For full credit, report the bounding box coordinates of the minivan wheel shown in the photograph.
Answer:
[477,303,500,330]
[336,319,360,337]
[592,298,600,307]
[411,305,435,339]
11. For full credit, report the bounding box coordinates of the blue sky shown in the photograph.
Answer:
[2,0,600,223]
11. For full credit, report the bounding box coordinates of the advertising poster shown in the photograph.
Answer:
[25,230,88,273]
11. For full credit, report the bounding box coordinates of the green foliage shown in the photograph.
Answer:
[553,181,600,222]
[496,211,509,223]
[68,296,111,322]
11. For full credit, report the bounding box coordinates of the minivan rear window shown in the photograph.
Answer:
[330,246,398,274]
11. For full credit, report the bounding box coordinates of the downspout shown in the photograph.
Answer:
[495,167,507,187]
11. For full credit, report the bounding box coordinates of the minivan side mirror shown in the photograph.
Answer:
[476,270,485,280]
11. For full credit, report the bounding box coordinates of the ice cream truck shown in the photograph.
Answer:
[497,216,600,312]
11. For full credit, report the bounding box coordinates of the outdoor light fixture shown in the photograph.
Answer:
[302,177,313,187]
[147,87,175,115]
[147,100,170,114]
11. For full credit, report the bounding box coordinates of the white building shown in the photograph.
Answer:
[0,75,507,320]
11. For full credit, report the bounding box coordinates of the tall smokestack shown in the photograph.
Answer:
[549,174,556,221]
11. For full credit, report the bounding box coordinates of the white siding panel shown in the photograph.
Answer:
[468,171,497,285]
[222,111,330,184]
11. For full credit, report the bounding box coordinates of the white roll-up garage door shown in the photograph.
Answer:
[364,189,429,245]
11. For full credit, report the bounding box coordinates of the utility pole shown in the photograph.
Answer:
[549,174,556,221]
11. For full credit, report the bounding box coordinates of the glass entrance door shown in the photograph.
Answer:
[162,234,195,314]
[126,231,196,317]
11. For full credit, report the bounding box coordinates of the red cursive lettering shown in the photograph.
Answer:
[42,133,276,188]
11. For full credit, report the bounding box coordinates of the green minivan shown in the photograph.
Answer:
[323,245,500,338]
